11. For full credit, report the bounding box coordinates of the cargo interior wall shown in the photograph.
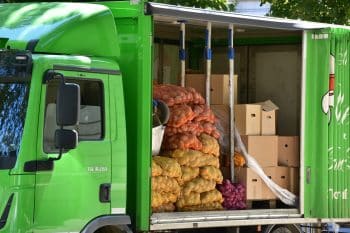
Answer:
[153,20,303,214]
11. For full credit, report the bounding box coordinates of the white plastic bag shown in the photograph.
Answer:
[152,125,165,156]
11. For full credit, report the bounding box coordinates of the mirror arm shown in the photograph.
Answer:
[50,125,64,162]
[52,73,66,162]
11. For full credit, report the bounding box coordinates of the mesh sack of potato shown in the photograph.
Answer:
[152,203,175,213]
[200,189,224,204]
[165,122,202,137]
[193,105,216,124]
[201,122,221,139]
[167,150,219,168]
[180,166,199,183]
[168,104,196,127]
[153,84,193,107]
[162,133,202,151]
[152,191,178,208]
[186,87,205,105]
[152,176,181,195]
[182,178,216,195]
[178,201,223,211]
[199,134,220,156]
[176,192,201,208]
[153,156,181,178]
[200,166,223,184]
[152,160,163,177]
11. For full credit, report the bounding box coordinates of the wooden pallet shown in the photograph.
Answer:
[246,199,277,209]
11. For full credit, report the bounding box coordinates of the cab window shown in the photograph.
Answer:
[43,78,104,153]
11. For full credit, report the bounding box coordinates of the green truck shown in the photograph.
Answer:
[0,0,350,232]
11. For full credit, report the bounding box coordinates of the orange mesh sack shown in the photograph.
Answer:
[193,105,216,124]
[153,84,193,106]
[165,122,202,137]
[201,122,221,139]
[163,133,202,151]
[186,87,205,105]
[234,151,246,167]
[167,104,196,127]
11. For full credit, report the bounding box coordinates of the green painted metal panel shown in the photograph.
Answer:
[99,1,152,231]
[109,74,128,215]
[328,28,350,218]
[0,3,120,58]
[34,64,111,233]
[304,28,350,218]
[304,29,331,218]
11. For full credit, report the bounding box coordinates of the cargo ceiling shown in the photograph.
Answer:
[0,3,119,58]
[148,2,350,31]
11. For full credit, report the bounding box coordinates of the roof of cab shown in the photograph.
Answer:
[0,3,120,58]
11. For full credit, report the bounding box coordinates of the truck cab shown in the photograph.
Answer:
[0,3,129,232]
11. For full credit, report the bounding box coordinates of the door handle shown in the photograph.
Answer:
[99,183,111,203]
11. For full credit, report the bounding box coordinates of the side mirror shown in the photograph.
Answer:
[56,82,80,126]
[55,129,78,150]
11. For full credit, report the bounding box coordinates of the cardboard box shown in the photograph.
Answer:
[278,136,300,167]
[241,136,278,167]
[257,100,278,135]
[261,167,276,200]
[261,110,276,135]
[289,167,300,195]
[235,167,263,200]
[185,74,238,105]
[235,104,261,135]
[274,166,289,189]
[261,167,289,199]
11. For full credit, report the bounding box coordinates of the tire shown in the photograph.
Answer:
[264,224,302,233]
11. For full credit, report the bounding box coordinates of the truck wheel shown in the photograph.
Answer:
[264,224,302,233]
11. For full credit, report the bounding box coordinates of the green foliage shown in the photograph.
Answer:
[152,0,236,11]
[261,0,350,25]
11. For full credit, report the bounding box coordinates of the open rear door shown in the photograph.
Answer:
[304,28,350,218]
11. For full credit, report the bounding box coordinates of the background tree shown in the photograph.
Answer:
[261,0,350,25]
[152,0,236,11]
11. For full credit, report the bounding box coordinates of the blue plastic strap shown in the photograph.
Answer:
[205,48,212,60]
[228,47,235,60]
[179,49,186,61]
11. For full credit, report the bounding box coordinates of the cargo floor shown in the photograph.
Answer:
[151,209,301,230]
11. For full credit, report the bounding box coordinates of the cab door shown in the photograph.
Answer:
[33,70,112,232]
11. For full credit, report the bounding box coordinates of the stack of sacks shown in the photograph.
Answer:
[151,156,181,213]
[154,84,224,212]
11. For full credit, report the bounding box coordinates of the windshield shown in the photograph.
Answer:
[0,83,30,169]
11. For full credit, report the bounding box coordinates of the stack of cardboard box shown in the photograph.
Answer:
[234,102,299,201]
[185,75,299,203]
